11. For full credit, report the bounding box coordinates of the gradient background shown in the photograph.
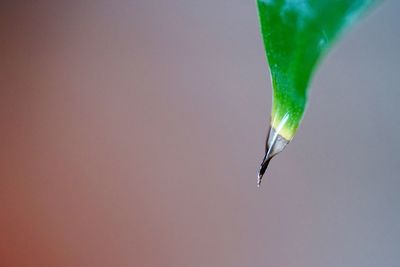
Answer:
[1,1,399,266]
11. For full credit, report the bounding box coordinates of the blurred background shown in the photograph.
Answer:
[1,1,399,266]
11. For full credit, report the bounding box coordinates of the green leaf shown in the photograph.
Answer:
[257,0,376,140]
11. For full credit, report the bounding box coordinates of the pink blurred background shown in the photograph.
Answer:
[1,1,400,266]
